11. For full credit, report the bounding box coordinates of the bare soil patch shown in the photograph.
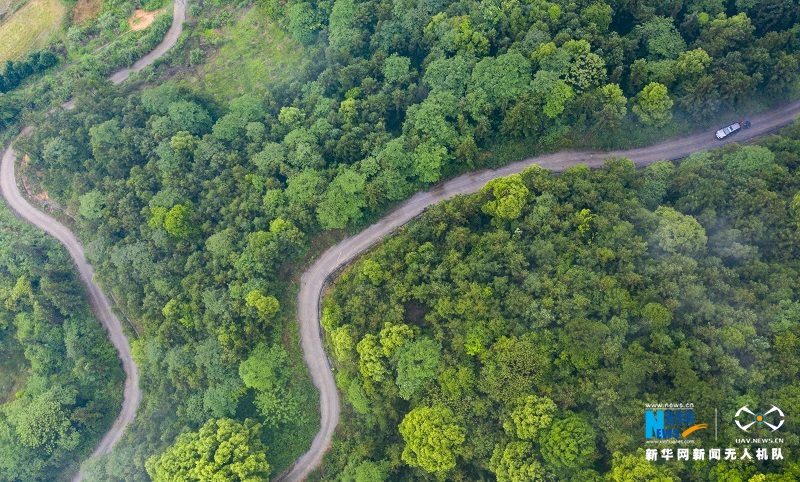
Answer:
[71,0,101,23]
[128,8,163,31]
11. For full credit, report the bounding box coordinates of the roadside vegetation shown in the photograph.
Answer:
[0,208,123,481]
[318,125,800,480]
[1,0,799,479]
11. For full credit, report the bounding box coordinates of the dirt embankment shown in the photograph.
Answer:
[128,8,164,31]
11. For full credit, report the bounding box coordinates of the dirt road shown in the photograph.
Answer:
[109,0,186,85]
[279,100,800,481]
[0,1,185,480]
[0,143,142,479]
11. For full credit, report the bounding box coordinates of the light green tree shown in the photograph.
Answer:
[164,204,196,239]
[395,338,441,400]
[383,54,411,84]
[595,84,628,129]
[583,2,612,32]
[539,413,596,475]
[675,48,712,79]
[641,302,672,330]
[490,441,546,482]
[653,206,707,255]
[791,192,800,228]
[413,140,448,183]
[279,106,304,128]
[11,391,77,453]
[317,169,366,229]
[399,405,466,475]
[563,40,607,91]
[245,290,280,319]
[532,70,574,119]
[145,418,270,482]
[340,459,390,482]
[544,81,574,118]
[170,131,198,156]
[379,322,414,357]
[239,343,287,393]
[330,325,356,362]
[481,174,531,220]
[504,395,557,440]
[356,334,388,382]
[78,190,104,220]
[633,82,673,127]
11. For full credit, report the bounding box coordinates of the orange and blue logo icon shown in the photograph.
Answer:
[645,407,708,439]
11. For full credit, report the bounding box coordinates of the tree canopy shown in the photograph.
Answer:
[7,0,800,478]
[145,418,271,482]
[319,124,800,479]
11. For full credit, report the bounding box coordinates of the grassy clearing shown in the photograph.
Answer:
[0,0,65,63]
[71,0,101,24]
[196,7,306,100]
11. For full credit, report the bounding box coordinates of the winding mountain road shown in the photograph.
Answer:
[2,2,798,478]
[279,99,800,481]
[109,0,187,86]
[0,2,185,481]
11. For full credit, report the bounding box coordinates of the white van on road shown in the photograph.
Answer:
[716,120,751,139]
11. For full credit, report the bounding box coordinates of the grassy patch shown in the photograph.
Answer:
[195,7,306,100]
[0,0,65,63]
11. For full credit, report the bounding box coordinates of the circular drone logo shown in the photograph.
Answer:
[735,405,784,432]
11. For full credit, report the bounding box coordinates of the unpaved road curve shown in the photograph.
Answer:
[109,0,187,86]
[280,100,800,481]
[0,144,142,480]
[0,2,185,481]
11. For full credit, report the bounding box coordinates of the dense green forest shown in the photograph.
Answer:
[0,50,59,94]
[0,209,123,481]
[3,0,799,479]
[318,126,800,481]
